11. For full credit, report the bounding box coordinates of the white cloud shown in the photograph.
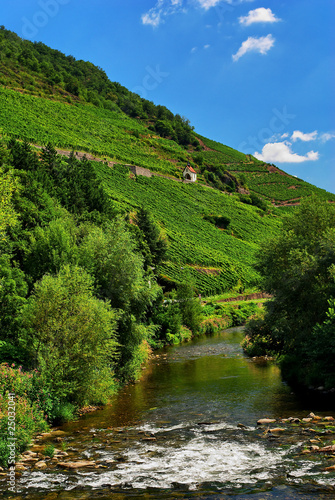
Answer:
[254,142,319,163]
[142,0,185,27]
[291,130,318,142]
[239,8,280,26]
[142,11,162,27]
[204,44,210,49]
[142,0,256,27]
[196,0,222,9]
[232,34,275,61]
[320,132,335,143]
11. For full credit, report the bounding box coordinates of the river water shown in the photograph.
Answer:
[6,327,335,499]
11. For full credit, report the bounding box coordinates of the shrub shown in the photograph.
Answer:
[0,364,49,467]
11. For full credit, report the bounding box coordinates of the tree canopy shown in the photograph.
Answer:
[245,197,335,388]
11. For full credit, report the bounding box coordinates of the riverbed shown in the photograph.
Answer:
[4,327,335,499]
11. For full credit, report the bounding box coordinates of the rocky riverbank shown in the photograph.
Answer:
[2,412,332,477]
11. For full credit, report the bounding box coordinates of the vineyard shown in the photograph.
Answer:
[1,27,335,295]
[0,87,186,177]
[94,162,283,295]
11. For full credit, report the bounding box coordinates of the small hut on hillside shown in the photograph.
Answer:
[183,162,197,182]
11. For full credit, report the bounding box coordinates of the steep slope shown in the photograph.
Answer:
[1,26,334,294]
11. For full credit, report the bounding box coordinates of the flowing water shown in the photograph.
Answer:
[4,327,335,499]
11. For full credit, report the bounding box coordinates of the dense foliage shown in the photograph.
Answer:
[244,198,335,389]
[0,139,204,464]
[1,27,335,466]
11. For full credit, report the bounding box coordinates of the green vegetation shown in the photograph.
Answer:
[0,140,204,465]
[0,26,334,204]
[243,197,335,389]
[0,26,334,466]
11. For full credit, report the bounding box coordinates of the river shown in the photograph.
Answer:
[5,327,335,499]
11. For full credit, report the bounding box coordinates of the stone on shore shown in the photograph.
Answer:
[257,418,276,425]
[58,460,96,469]
[34,461,47,469]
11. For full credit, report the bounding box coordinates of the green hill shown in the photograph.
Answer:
[0,26,334,295]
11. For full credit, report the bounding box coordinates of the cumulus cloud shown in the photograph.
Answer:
[254,142,319,163]
[232,34,275,61]
[291,130,318,142]
[239,8,280,26]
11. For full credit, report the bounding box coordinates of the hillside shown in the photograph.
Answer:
[1,26,334,295]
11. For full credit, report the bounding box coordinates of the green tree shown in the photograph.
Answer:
[21,265,118,405]
[24,215,78,282]
[176,279,202,334]
[247,197,335,388]
[0,254,28,363]
[0,167,20,241]
[134,207,168,270]
[78,218,160,381]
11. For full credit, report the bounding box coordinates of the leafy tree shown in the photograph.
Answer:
[78,218,161,380]
[155,120,175,139]
[24,215,78,282]
[0,254,28,363]
[176,279,202,334]
[247,197,335,388]
[304,296,335,388]
[134,207,168,270]
[21,265,118,405]
[0,167,20,241]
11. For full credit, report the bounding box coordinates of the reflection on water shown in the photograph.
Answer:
[91,328,302,430]
[5,327,335,499]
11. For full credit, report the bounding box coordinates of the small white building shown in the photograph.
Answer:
[183,163,197,182]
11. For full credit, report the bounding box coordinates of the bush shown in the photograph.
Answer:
[21,265,118,406]
[0,364,49,467]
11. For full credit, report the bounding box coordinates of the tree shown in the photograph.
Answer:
[78,218,161,381]
[134,207,168,270]
[21,265,118,405]
[0,168,20,241]
[0,254,28,363]
[176,279,202,334]
[247,197,335,388]
[24,215,78,282]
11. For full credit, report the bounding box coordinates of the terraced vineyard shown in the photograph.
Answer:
[1,27,335,295]
[94,162,283,294]
[0,87,185,177]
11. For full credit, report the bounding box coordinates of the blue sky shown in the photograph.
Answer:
[2,0,334,192]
